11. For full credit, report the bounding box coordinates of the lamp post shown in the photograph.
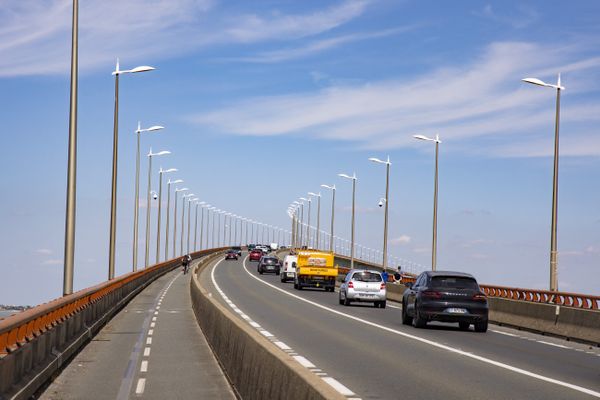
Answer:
[194,201,205,252]
[308,192,321,249]
[165,179,183,260]
[369,156,391,271]
[339,173,357,269]
[187,197,197,254]
[209,207,217,248]
[522,74,564,292]
[133,123,164,270]
[63,0,78,296]
[200,204,209,250]
[109,61,156,277]
[156,168,176,263]
[173,188,188,257]
[144,149,170,267]
[413,135,441,271]
[181,193,194,256]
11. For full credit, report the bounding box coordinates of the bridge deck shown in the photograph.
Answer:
[39,264,235,400]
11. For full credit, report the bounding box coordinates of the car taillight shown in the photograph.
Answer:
[473,292,487,301]
[422,290,441,299]
[380,282,386,290]
[348,281,354,288]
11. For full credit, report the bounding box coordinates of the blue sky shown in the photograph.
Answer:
[1,0,600,305]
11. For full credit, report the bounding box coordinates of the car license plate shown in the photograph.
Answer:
[446,308,467,314]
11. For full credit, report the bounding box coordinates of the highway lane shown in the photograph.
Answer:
[40,262,235,400]
[202,252,600,400]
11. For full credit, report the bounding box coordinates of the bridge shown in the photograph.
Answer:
[1,247,599,400]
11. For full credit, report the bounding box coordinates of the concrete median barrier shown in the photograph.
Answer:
[191,257,345,400]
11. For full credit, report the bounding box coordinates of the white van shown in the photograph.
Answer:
[280,255,297,283]
[270,243,279,251]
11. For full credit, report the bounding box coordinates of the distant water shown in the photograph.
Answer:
[0,310,19,319]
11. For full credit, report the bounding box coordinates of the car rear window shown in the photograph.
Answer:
[263,258,278,264]
[352,272,382,282]
[431,276,479,289]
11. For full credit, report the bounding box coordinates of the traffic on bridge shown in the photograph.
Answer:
[1,1,600,399]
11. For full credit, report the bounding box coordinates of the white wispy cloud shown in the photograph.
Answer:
[0,0,369,76]
[390,235,411,245]
[189,40,600,157]
[474,4,540,29]
[227,27,412,63]
[223,0,370,43]
[35,248,53,255]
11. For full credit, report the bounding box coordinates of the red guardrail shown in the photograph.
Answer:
[0,248,225,357]
[480,285,600,310]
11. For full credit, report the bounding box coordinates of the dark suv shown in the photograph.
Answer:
[257,256,281,275]
[402,271,488,332]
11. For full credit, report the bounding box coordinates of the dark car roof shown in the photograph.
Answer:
[424,271,476,279]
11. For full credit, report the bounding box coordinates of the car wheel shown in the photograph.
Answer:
[412,303,427,328]
[343,292,350,306]
[380,301,386,309]
[459,321,470,331]
[338,293,343,305]
[402,302,412,325]
[276,270,280,276]
[474,319,488,333]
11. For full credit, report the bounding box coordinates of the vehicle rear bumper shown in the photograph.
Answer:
[297,275,335,289]
[347,290,386,302]
[419,301,488,322]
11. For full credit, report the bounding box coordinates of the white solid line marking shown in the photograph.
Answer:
[491,330,519,337]
[293,355,316,368]
[322,377,355,396]
[148,329,154,336]
[140,360,148,372]
[146,337,152,345]
[135,378,146,394]
[240,257,600,398]
[144,347,151,356]
[537,341,570,349]
[274,341,292,350]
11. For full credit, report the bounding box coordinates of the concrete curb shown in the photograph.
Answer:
[191,255,346,400]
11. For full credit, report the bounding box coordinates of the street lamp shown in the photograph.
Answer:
[156,168,177,263]
[134,123,164,269]
[188,197,198,253]
[144,149,170,268]
[338,173,357,269]
[165,179,183,260]
[109,60,156,278]
[369,156,391,271]
[321,184,336,252]
[194,201,205,252]
[200,203,210,250]
[173,187,188,257]
[522,74,564,292]
[308,192,321,249]
[181,193,194,256]
[413,135,441,271]
[63,0,78,296]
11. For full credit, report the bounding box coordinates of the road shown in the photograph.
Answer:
[40,264,235,400]
[202,252,600,400]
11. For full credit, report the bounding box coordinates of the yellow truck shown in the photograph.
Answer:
[294,251,337,291]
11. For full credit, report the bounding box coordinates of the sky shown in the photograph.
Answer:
[1,0,600,306]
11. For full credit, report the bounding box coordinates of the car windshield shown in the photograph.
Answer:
[431,276,479,290]
[352,272,382,282]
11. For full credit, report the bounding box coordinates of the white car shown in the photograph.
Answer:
[280,255,297,283]
[339,269,387,308]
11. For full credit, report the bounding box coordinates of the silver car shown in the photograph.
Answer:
[339,269,387,308]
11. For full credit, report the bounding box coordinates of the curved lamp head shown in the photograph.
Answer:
[149,150,171,157]
[522,74,564,90]
[338,173,356,180]
[168,179,183,185]
[308,192,321,197]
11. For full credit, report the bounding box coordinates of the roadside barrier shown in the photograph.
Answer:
[190,253,346,400]
[0,248,223,400]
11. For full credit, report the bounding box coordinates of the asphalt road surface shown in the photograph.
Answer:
[202,252,600,400]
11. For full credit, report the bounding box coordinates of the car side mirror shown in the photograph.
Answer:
[404,282,413,289]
